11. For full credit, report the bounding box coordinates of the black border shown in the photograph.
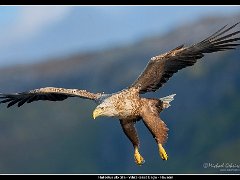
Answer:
[0,174,239,178]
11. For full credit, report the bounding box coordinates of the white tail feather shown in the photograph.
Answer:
[160,94,176,109]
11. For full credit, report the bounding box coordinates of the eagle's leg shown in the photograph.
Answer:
[141,100,169,161]
[120,119,145,165]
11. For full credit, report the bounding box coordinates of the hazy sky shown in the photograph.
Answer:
[0,6,239,67]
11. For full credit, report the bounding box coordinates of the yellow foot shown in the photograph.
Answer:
[158,144,168,160]
[134,148,145,166]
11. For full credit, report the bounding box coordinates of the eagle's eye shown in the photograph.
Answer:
[99,107,105,110]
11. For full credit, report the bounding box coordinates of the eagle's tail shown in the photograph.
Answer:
[160,94,176,109]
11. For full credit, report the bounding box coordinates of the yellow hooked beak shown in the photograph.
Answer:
[93,108,103,119]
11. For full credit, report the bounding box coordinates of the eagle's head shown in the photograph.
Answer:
[93,95,118,119]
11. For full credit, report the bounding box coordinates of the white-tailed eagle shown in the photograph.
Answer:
[1,22,240,165]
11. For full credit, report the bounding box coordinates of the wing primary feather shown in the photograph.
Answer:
[27,96,38,103]
[212,30,240,43]
[213,37,240,45]
[208,22,240,40]
[0,98,12,104]
[18,98,30,107]
[7,99,21,108]
[203,24,228,40]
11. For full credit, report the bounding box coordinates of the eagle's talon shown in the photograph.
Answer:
[134,153,145,165]
[134,148,145,165]
[158,144,168,160]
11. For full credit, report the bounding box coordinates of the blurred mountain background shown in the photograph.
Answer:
[0,6,240,174]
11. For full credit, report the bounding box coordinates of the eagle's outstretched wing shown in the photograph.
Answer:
[131,22,240,93]
[0,87,101,108]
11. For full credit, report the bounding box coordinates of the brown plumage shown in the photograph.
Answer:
[1,23,240,165]
[132,22,240,93]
